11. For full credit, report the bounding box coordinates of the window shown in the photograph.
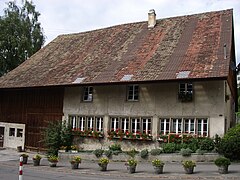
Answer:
[142,118,151,134]
[83,86,93,101]
[159,117,209,136]
[184,118,195,134]
[111,117,120,131]
[9,128,15,136]
[121,117,129,133]
[159,118,170,135]
[197,118,208,136]
[17,129,23,137]
[110,116,152,134]
[178,83,193,102]
[69,115,103,132]
[127,85,139,101]
[172,118,182,134]
[131,118,141,133]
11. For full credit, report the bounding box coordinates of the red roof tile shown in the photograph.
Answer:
[0,9,234,88]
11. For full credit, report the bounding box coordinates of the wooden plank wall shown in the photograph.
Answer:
[0,87,64,149]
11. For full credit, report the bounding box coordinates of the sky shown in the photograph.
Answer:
[0,0,240,63]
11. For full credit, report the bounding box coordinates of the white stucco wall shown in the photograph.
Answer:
[63,80,228,139]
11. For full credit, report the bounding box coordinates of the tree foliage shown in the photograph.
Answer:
[44,121,73,156]
[0,0,45,76]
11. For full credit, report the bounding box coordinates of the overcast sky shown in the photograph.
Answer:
[0,0,240,63]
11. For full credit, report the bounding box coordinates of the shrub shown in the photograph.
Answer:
[187,138,199,152]
[199,138,215,152]
[126,149,138,158]
[214,157,231,167]
[152,159,164,167]
[44,121,73,156]
[217,124,240,160]
[163,143,176,153]
[195,149,207,155]
[180,148,192,157]
[140,149,148,159]
[93,149,104,158]
[104,150,112,158]
[109,143,122,152]
[150,148,162,156]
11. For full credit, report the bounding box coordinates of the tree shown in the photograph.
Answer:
[0,0,45,76]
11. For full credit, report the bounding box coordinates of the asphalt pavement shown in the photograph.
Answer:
[1,148,240,179]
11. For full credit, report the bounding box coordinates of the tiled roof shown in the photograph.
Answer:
[0,9,234,88]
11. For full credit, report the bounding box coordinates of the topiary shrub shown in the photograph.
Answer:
[217,124,240,160]
[180,148,192,157]
[93,149,104,158]
[199,138,215,152]
[140,149,148,159]
[163,143,176,153]
[150,148,162,156]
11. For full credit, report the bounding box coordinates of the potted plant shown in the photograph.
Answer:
[32,154,42,166]
[70,156,81,169]
[214,157,231,174]
[98,157,109,171]
[125,159,137,173]
[182,160,196,174]
[70,145,78,153]
[48,155,59,167]
[59,146,67,153]
[152,159,164,174]
[20,153,29,164]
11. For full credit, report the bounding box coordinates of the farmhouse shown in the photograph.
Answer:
[0,9,237,150]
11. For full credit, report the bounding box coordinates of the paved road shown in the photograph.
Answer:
[1,149,240,180]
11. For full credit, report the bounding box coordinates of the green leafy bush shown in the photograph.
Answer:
[195,149,207,155]
[214,157,231,167]
[126,149,138,158]
[150,148,162,156]
[109,143,122,151]
[163,143,176,153]
[180,148,192,157]
[186,138,199,152]
[199,138,215,152]
[140,149,148,159]
[217,124,240,160]
[93,149,104,158]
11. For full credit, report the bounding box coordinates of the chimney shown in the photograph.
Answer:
[148,9,156,28]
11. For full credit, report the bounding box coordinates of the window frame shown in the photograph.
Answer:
[69,115,103,132]
[127,85,139,101]
[83,86,93,102]
[178,82,193,102]
[110,116,152,135]
[159,117,209,137]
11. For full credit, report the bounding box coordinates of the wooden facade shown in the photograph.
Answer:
[0,87,64,149]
